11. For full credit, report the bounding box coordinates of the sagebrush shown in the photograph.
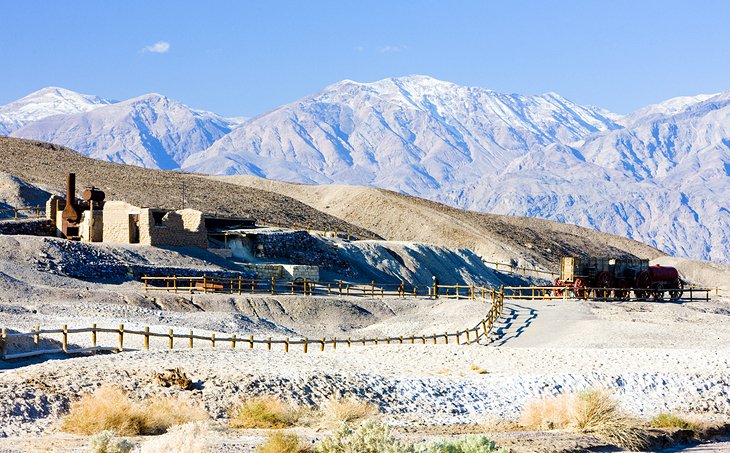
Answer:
[86,430,134,453]
[413,435,507,453]
[316,420,411,453]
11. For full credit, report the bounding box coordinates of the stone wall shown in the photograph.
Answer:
[103,201,140,244]
[0,219,55,236]
[141,208,208,248]
[80,211,104,242]
[252,231,351,274]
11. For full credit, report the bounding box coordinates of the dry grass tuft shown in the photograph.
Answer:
[61,385,208,436]
[256,431,310,453]
[320,397,377,423]
[650,413,699,431]
[519,389,648,451]
[470,363,488,374]
[61,386,146,436]
[229,396,299,429]
[143,395,209,434]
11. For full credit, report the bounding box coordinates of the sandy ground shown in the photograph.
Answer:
[0,234,726,451]
[0,294,728,451]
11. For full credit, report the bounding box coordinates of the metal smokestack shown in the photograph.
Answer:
[66,173,76,207]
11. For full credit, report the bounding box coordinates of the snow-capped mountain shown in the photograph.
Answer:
[183,76,729,263]
[182,76,620,202]
[10,93,238,169]
[0,87,112,135]
[1,77,727,262]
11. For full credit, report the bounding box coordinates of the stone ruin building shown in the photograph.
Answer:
[46,173,207,248]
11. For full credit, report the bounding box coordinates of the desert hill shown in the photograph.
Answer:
[0,137,373,237]
[212,175,664,269]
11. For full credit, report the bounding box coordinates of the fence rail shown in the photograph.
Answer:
[141,275,490,300]
[0,206,45,221]
[482,260,559,278]
[502,285,716,302]
[0,286,505,360]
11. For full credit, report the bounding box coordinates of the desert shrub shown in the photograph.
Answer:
[320,397,377,423]
[257,431,310,453]
[316,420,412,453]
[519,393,574,430]
[650,413,698,431]
[87,430,134,453]
[519,389,648,451]
[414,435,507,453]
[230,396,299,429]
[141,421,210,453]
[61,385,208,436]
[143,395,209,434]
[62,386,147,436]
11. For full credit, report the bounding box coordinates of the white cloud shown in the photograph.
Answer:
[378,44,408,54]
[143,41,171,54]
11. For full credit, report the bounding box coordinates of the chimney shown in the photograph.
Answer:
[66,173,76,207]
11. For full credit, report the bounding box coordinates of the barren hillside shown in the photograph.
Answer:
[0,137,373,237]
[214,176,665,269]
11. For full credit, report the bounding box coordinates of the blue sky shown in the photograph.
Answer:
[1,1,729,117]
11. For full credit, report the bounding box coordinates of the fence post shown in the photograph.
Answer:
[173,275,178,293]
[34,325,40,349]
[456,284,460,300]
[320,338,325,351]
[168,329,174,350]
[144,276,148,292]
[333,337,337,350]
[284,338,289,353]
[338,280,343,296]
[118,324,124,352]
[456,332,460,345]
[482,319,488,337]
[232,334,236,349]
[303,338,308,353]
[465,329,470,345]
[267,337,272,350]
[433,334,437,345]
[203,275,207,294]
[444,332,449,344]
[271,277,275,295]
[189,330,194,348]
[347,337,351,348]
[238,275,242,295]
[371,281,375,298]
[303,278,307,295]
[249,335,254,349]
[399,336,403,344]
[211,333,216,348]
[144,327,150,350]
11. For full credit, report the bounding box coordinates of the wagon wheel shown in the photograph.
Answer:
[669,279,684,301]
[652,283,665,301]
[635,271,651,299]
[554,278,564,296]
[573,278,587,299]
[596,271,613,300]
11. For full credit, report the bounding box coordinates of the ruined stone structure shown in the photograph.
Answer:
[102,201,208,248]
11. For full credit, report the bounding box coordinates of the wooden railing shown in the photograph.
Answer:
[0,206,45,221]
[502,285,716,302]
[141,275,492,300]
[481,260,559,278]
[0,286,505,360]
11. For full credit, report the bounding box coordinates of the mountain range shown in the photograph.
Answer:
[1,77,727,263]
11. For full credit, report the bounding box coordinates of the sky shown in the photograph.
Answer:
[1,0,729,117]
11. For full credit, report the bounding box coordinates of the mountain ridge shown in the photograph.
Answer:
[1,77,728,262]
